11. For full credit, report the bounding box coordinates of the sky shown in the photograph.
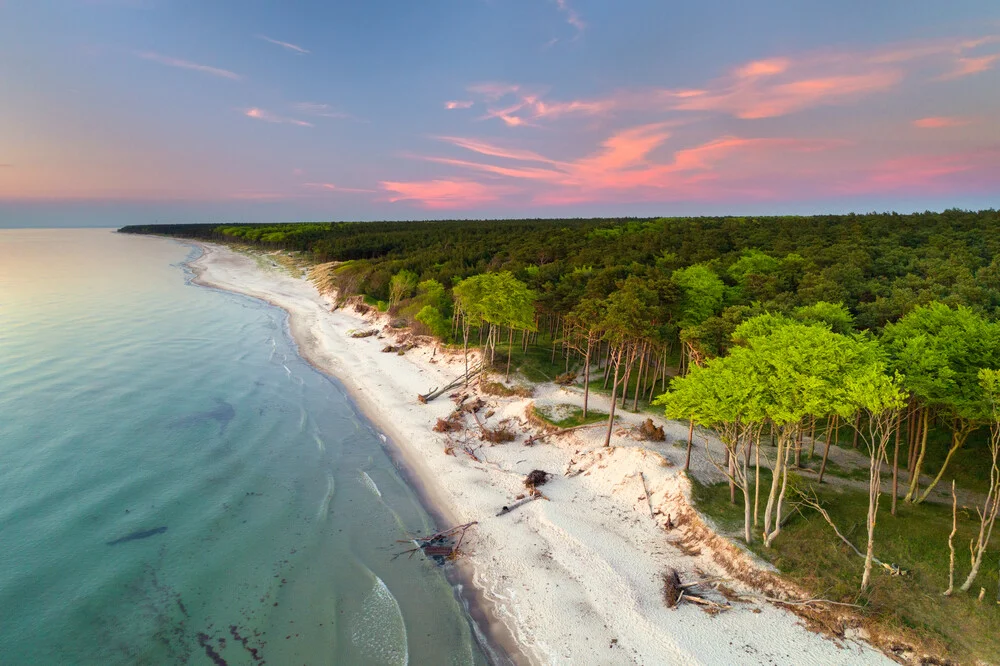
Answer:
[1,0,999,227]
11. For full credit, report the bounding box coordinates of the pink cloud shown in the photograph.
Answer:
[459,33,999,125]
[135,51,241,80]
[841,150,1000,194]
[413,124,848,207]
[912,116,972,128]
[244,108,313,127]
[445,100,474,109]
[939,54,1000,79]
[734,58,790,79]
[380,179,505,209]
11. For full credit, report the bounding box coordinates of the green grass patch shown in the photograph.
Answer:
[531,404,608,429]
[691,473,1000,663]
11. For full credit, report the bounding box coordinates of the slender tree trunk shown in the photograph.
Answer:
[917,427,973,504]
[765,438,793,547]
[818,415,835,485]
[960,444,1000,591]
[582,338,592,419]
[727,448,736,505]
[754,432,761,527]
[632,342,647,411]
[603,354,621,448]
[945,481,957,596]
[684,420,694,471]
[743,440,753,544]
[891,412,901,516]
[794,427,803,468]
[905,408,929,502]
[505,327,514,382]
[620,347,634,409]
[852,413,861,449]
[461,318,471,384]
[808,416,818,459]
[763,428,788,541]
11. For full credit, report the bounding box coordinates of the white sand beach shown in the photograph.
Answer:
[188,241,895,666]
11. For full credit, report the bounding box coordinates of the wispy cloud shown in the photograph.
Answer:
[459,34,1000,126]
[256,35,310,55]
[938,54,1000,79]
[244,108,312,127]
[553,0,585,36]
[404,125,846,206]
[135,51,242,80]
[302,182,376,194]
[839,149,1000,194]
[913,116,973,128]
[293,102,350,119]
[445,100,474,110]
[381,179,506,208]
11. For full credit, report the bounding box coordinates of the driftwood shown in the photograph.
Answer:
[496,493,545,517]
[663,568,731,612]
[393,522,478,561]
[419,369,481,403]
[639,472,654,520]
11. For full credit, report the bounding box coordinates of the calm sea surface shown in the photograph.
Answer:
[0,229,488,665]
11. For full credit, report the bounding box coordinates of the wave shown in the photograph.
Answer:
[351,575,408,666]
[359,470,382,498]
[316,474,335,521]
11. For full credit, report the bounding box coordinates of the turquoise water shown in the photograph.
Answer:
[0,229,489,665]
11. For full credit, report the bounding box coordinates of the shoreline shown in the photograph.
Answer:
[183,241,523,664]
[182,239,896,665]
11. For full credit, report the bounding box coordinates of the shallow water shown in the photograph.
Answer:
[0,229,487,665]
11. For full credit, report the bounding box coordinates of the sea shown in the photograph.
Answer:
[0,228,491,665]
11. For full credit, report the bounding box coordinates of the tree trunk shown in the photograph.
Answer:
[603,355,620,447]
[945,481,957,596]
[754,432,761,527]
[582,338,592,419]
[808,417,817,458]
[905,408,929,502]
[742,441,753,544]
[632,343,647,411]
[959,472,1000,592]
[917,426,973,504]
[684,420,694,471]
[891,412,901,516]
[727,448,736,505]
[852,413,861,449]
[763,427,788,542]
[818,415,835,484]
[765,438,792,547]
[505,327,514,382]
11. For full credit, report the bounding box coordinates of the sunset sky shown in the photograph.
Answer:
[2,0,999,226]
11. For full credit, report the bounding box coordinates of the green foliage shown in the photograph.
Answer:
[672,263,725,328]
[415,305,449,338]
[388,269,419,307]
[793,301,855,334]
[454,272,537,331]
[882,302,1000,420]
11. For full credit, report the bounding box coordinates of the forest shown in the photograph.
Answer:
[122,209,1000,660]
